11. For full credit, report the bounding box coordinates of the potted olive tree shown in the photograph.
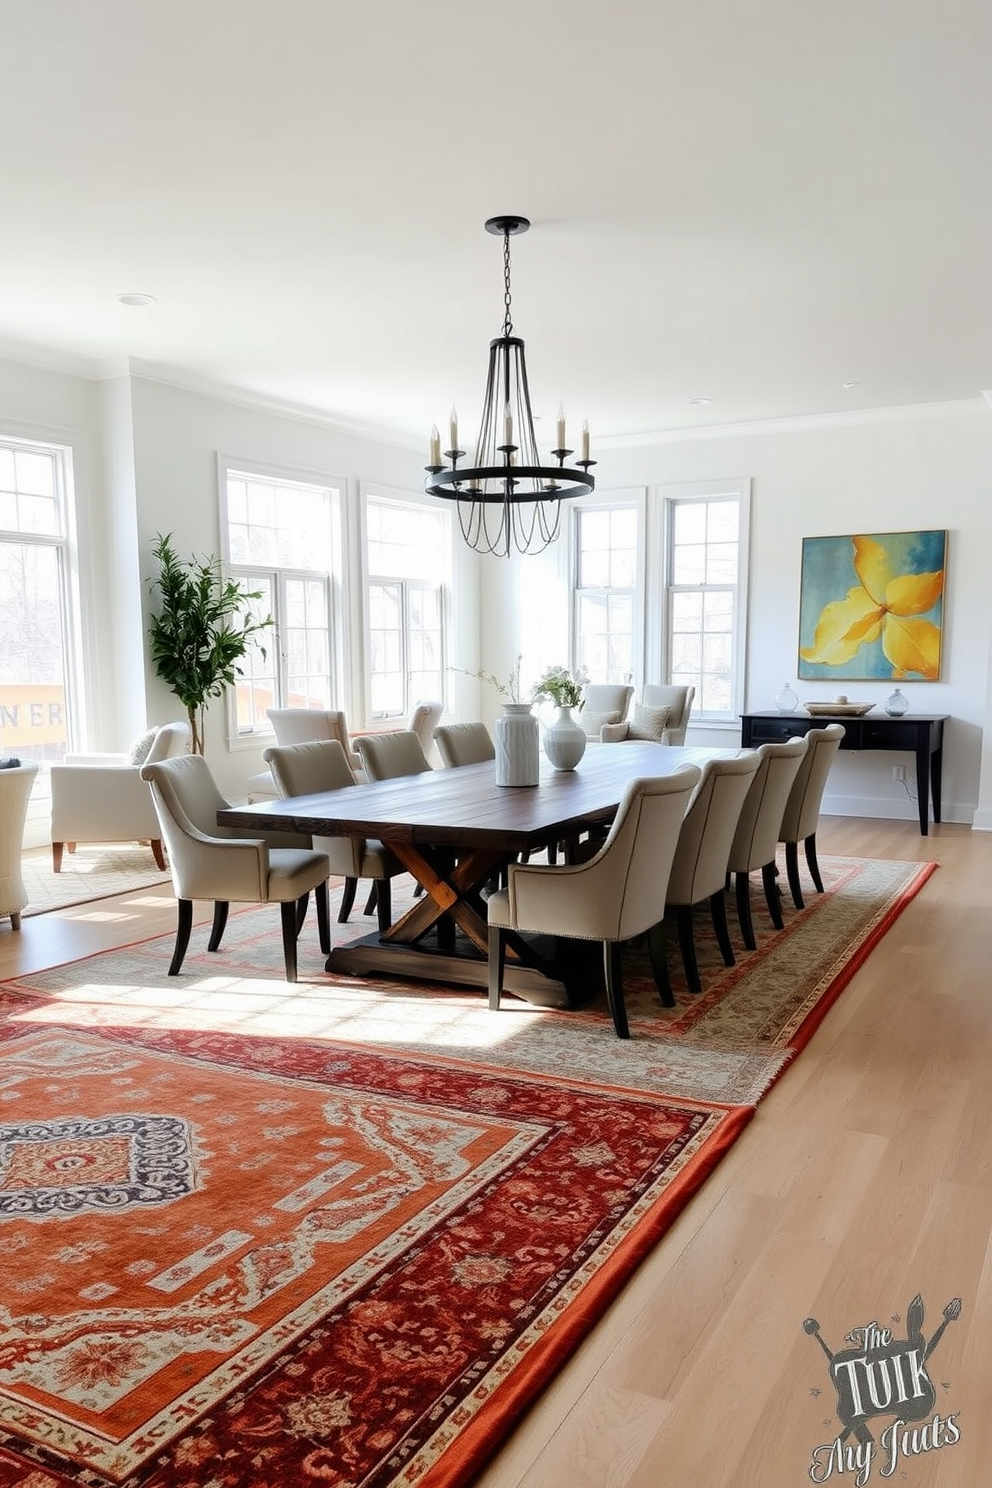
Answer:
[147,533,272,755]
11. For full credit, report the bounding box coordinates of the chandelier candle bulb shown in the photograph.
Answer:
[429,426,441,467]
[556,404,566,451]
[504,407,513,446]
[580,420,590,462]
[449,407,458,452]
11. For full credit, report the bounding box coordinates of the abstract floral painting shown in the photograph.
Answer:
[798,530,946,681]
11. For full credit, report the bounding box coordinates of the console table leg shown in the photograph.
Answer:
[930,748,943,824]
[915,748,930,835]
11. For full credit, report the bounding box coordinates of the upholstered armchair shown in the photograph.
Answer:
[659,753,761,996]
[601,685,696,746]
[579,684,634,740]
[355,730,433,781]
[778,723,845,908]
[141,754,331,982]
[487,767,701,1038]
[408,701,444,763]
[49,721,190,871]
[247,708,363,801]
[1,761,39,929]
[264,738,404,933]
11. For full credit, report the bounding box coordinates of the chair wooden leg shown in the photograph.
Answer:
[375,878,392,935]
[52,842,64,872]
[761,861,785,928]
[785,841,805,909]
[710,890,736,966]
[169,899,194,976]
[316,880,331,955]
[281,900,300,983]
[295,891,309,935]
[804,833,825,893]
[338,876,358,923]
[208,901,229,952]
[364,882,378,915]
[488,925,506,1010]
[647,922,675,1007]
[603,940,630,1039]
[10,911,21,930]
[734,871,757,951]
[676,904,702,993]
[150,838,166,871]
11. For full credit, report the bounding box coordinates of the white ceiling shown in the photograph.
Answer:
[2,0,991,453]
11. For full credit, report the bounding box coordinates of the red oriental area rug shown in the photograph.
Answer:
[0,1020,745,1488]
[0,853,935,1487]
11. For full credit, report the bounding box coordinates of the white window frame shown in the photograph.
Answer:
[0,432,82,769]
[218,456,346,747]
[569,488,647,687]
[657,478,751,723]
[360,487,452,724]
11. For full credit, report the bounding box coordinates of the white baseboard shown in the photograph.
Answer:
[970,807,992,832]
[821,792,975,827]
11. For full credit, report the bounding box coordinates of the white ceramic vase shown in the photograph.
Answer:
[494,704,540,787]
[543,705,587,771]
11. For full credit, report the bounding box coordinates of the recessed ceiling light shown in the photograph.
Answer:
[117,293,157,307]
[688,397,712,406]
[842,381,861,389]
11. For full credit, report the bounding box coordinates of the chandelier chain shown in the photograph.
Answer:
[502,229,513,337]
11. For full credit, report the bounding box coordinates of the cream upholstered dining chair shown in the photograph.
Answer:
[778,723,845,908]
[264,738,403,934]
[487,767,701,1038]
[0,761,39,930]
[433,721,495,768]
[247,708,363,801]
[408,700,444,764]
[140,754,331,983]
[601,685,696,746]
[727,736,808,949]
[658,753,762,996]
[579,683,634,739]
[355,730,433,781]
[49,720,190,871]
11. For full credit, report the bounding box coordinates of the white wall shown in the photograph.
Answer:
[480,400,992,825]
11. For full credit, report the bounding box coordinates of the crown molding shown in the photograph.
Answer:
[598,397,991,449]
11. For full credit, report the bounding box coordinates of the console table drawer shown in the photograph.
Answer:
[743,717,808,744]
[862,720,919,749]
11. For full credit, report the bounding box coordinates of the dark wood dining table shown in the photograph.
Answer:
[218,741,749,1004]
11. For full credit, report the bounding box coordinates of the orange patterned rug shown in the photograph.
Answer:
[0,854,935,1487]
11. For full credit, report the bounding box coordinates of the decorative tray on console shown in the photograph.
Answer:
[803,701,875,717]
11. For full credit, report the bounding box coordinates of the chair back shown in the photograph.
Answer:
[580,683,634,737]
[263,738,358,797]
[641,685,695,745]
[434,721,495,768]
[356,730,433,781]
[728,737,808,873]
[779,723,845,843]
[141,755,242,899]
[409,701,444,762]
[268,708,362,769]
[506,767,700,943]
[144,721,191,764]
[666,753,762,905]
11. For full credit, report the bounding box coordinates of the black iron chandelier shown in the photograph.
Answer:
[425,215,595,557]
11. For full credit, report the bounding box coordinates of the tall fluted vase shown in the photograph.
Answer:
[494,704,540,787]
[543,705,587,771]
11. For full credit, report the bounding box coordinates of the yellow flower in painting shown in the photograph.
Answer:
[800,536,943,679]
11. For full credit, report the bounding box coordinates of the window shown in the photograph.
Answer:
[365,495,449,719]
[663,485,749,720]
[222,466,342,736]
[0,437,76,765]
[573,503,639,682]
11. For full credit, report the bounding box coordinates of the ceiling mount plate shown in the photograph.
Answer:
[484,215,530,236]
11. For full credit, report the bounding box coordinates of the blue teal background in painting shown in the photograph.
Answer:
[797,530,946,682]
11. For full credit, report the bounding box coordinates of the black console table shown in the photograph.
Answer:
[739,711,948,837]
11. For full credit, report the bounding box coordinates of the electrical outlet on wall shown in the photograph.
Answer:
[892,764,906,781]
